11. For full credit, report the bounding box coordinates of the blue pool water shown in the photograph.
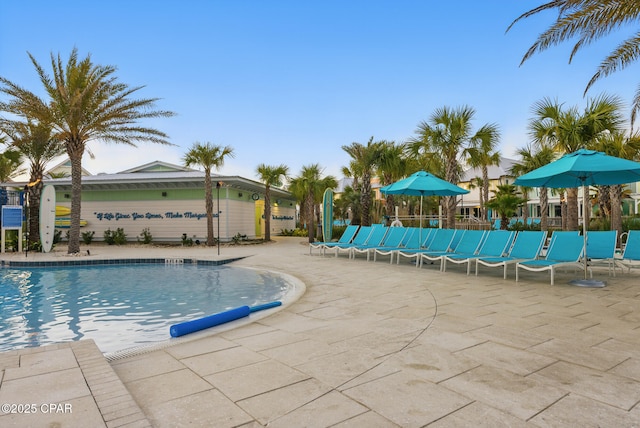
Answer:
[0,263,291,354]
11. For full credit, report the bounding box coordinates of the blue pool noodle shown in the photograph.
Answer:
[170,306,250,337]
[169,301,282,337]
[249,301,282,312]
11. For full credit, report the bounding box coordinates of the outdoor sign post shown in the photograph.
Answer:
[1,206,23,253]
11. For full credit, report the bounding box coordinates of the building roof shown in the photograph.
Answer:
[118,160,196,174]
[5,161,293,200]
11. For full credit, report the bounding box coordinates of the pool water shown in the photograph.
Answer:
[0,264,291,354]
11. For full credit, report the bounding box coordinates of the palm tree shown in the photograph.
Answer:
[256,164,289,242]
[508,1,640,123]
[0,149,24,182]
[0,48,175,253]
[408,105,494,228]
[528,95,624,230]
[593,130,640,243]
[511,144,557,231]
[0,120,64,244]
[342,137,382,226]
[464,123,501,220]
[485,184,527,230]
[334,185,359,226]
[183,142,234,246]
[377,141,408,222]
[289,164,337,243]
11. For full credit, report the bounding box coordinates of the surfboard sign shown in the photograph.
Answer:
[39,185,56,253]
[55,205,71,217]
[322,188,334,243]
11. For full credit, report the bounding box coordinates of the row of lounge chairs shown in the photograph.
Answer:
[310,225,640,285]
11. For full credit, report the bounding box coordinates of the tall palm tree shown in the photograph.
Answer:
[183,142,234,246]
[256,163,289,242]
[528,95,624,230]
[342,137,382,226]
[409,105,493,228]
[0,48,175,253]
[508,1,640,123]
[593,130,640,243]
[511,144,557,231]
[289,164,337,243]
[464,123,501,220]
[0,120,64,243]
[377,141,408,222]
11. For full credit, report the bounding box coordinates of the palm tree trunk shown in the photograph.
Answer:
[360,172,372,226]
[610,185,623,246]
[28,175,43,245]
[521,188,529,226]
[540,186,549,231]
[306,193,315,243]
[482,169,490,221]
[264,185,271,241]
[67,140,84,254]
[598,185,611,218]
[560,190,567,231]
[204,170,214,246]
[446,195,457,229]
[583,185,590,232]
[567,187,579,230]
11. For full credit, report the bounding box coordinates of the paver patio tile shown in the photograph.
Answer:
[344,370,471,427]
[143,389,252,428]
[204,359,309,401]
[530,361,640,410]
[440,364,567,420]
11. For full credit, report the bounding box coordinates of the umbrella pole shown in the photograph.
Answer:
[569,183,605,287]
[419,195,423,245]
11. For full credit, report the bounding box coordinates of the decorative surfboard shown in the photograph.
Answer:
[39,185,56,253]
[322,188,334,243]
[54,218,88,228]
[55,205,71,217]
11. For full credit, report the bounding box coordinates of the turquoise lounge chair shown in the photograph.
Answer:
[442,230,515,274]
[516,232,586,285]
[338,226,388,259]
[421,229,485,270]
[387,228,432,264]
[372,227,419,263]
[396,228,456,267]
[475,231,546,279]
[310,225,359,255]
[351,226,407,261]
[585,230,617,276]
[324,226,372,257]
[617,230,640,273]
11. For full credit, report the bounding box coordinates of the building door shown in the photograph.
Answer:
[254,199,264,238]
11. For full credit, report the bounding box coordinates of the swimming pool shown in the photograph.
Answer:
[0,263,293,354]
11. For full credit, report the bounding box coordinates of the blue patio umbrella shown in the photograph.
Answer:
[380,171,469,243]
[514,149,640,287]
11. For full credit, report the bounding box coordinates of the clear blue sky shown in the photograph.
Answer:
[1,1,638,182]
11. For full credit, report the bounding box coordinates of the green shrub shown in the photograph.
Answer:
[82,230,95,245]
[104,228,127,245]
[138,228,153,244]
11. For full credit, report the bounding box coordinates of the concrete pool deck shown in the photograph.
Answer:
[1,236,639,427]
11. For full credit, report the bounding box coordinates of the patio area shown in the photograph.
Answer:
[1,236,639,427]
